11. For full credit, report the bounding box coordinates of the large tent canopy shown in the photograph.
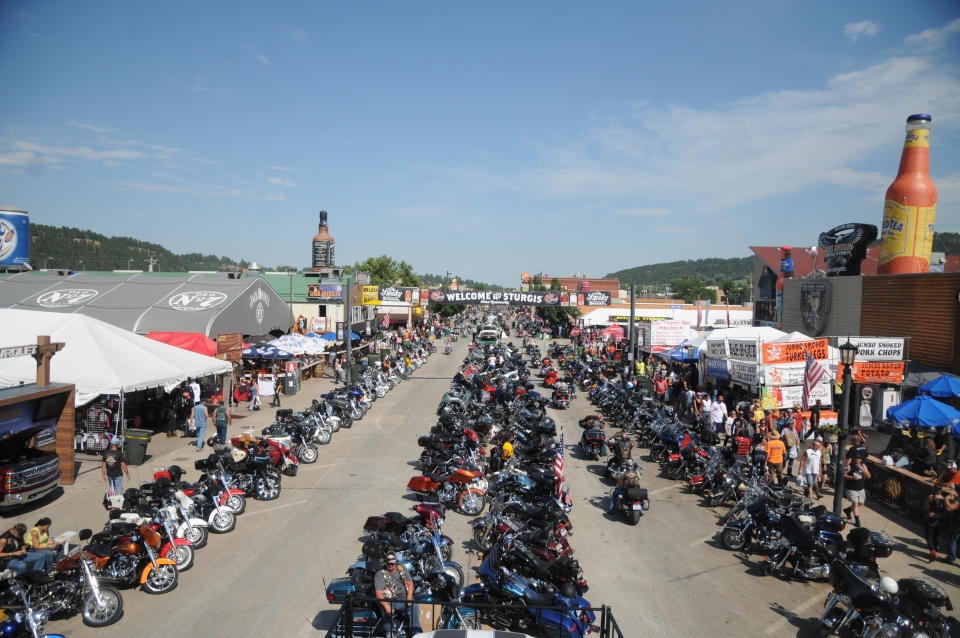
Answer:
[0,271,292,337]
[0,309,232,406]
[145,331,217,357]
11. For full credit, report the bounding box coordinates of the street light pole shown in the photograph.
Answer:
[832,341,859,515]
[627,283,636,377]
[342,273,353,384]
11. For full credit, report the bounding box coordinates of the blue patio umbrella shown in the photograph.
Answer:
[886,395,960,431]
[918,374,960,399]
[320,332,337,341]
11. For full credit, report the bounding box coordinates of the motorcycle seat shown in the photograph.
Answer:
[384,512,415,526]
[88,542,114,558]
[523,588,554,606]
[21,570,53,585]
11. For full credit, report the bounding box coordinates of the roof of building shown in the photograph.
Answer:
[0,271,292,337]
[749,245,880,277]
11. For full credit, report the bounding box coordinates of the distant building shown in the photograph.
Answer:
[520,272,620,293]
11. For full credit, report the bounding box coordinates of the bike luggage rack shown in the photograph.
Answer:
[329,593,626,638]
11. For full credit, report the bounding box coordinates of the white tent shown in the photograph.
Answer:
[0,309,232,406]
[704,326,786,344]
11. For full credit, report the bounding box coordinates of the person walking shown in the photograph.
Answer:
[924,483,958,562]
[193,401,209,451]
[799,439,825,500]
[270,376,282,407]
[781,424,800,477]
[334,357,344,384]
[247,378,261,411]
[765,430,787,485]
[101,436,129,497]
[710,395,728,440]
[842,457,871,527]
[213,399,231,445]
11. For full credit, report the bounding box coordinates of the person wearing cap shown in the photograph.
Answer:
[373,551,419,636]
[101,436,129,496]
[765,430,787,485]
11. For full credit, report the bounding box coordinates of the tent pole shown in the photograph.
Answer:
[119,389,125,452]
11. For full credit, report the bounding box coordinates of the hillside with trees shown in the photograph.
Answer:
[29,223,249,272]
[607,257,752,288]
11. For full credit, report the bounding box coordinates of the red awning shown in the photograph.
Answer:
[145,331,218,357]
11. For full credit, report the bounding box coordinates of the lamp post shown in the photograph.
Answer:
[341,272,353,384]
[832,340,860,515]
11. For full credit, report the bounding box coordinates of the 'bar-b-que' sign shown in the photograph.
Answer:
[427,290,561,306]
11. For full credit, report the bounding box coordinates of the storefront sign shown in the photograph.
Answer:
[846,337,905,362]
[609,315,671,323]
[0,344,38,359]
[706,357,729,379]
[728,339,758,361]
[378,286,415,304]
[763,364,806,386]
[818,223,878,277]
[582,291,611,306]
[763,382,832,409]
[650,320,690,347]
[361,285,380,305]
[307,284,343,300]
[761,338,829,364]
[730,361,759,386]
[837,361,905,384]
[427,290,561,306]
[310,317,326,333]
[216,333,243,362]
[707,340,727,358]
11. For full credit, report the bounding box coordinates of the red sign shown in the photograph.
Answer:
[837,361,905,384]
[761,339,829,364]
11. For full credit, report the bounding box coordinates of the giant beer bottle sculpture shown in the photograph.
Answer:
[878,114,937,274]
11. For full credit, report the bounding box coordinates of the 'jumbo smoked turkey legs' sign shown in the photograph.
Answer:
[427,290,562,306]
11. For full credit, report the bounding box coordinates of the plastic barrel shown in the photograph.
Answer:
[122,429,153,465]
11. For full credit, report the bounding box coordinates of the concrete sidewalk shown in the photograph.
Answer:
[2,366,344,536]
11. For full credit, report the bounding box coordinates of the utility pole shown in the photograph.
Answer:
[145,255,158,272]
[628,283,636,377]
[342,272,353,383]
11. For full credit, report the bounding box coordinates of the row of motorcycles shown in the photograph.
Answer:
[326,332,597,637]
[0,339,437,638]
[578,354,958,638]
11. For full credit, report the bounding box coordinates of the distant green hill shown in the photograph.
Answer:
[933,231,960,255]
[29,223,250,272]
[607,256,752,287]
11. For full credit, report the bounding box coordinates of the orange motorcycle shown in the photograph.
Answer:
[407,467,486,516]
[69,513,179,595]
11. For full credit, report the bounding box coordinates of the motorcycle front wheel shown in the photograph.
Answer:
[143,564,179,594]
[340,415,353,429]
[457,491,485,516]
[720,527,747,551]
[255,470,282,500]
[472,527,492,553]
[182,525,208,549]
[317,429,332,445]
[167,544,194,571]
[81,586,123,627]
[210,511,236,534]
[298,444,319,463]
[226,493,247,515]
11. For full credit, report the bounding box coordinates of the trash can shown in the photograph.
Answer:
[349,363,363,381]
[367,354,379,367]
[123,429,153,466]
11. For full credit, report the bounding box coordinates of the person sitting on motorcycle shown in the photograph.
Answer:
[373,551,420,636]
[607,470,641,512]
[607,430,635,470]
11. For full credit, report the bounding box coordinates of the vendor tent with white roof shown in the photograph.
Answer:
[0,308,232,406]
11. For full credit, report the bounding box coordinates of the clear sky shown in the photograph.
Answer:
[1,1,958,286]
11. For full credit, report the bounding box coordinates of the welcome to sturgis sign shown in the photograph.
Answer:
[428,290,561,306]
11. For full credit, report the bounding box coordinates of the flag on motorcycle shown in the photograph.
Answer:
[554,431,565,498]
[801,351,828,409]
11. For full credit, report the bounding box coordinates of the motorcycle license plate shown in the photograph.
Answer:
[631,504,643,510]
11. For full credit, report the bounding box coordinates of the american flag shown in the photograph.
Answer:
[801,351,828,409]
[554,431,565,498]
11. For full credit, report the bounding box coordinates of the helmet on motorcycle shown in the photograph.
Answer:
[525,382,535,391]
[166,465,185,482]
[560,582,578,599]
[879,576,898,595]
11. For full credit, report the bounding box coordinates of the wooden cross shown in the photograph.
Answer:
[31,335,65,387]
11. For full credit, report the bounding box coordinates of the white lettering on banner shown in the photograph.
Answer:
[707,340,727,358]
[706,357,729,378]
[763,364,807,386]
[727,339,758,361]
[730,361,759,386]
[36,288,99,308]
[649,320,690,346]
[847,337,905,362]
[169,290,228,312]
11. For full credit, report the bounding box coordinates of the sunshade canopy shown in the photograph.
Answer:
[145,331,217,357]
[918,374,960,399]
[886,395,960,430]
[0,309,231,406]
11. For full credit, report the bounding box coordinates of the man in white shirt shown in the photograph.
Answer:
[487,354,497,372]
[701,394,713,426]
[710,395,728,438]
[189,379,201,406]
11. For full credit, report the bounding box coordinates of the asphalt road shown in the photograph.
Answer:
[49,336,960,638]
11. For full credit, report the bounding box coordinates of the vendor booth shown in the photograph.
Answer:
[0,309,232,458]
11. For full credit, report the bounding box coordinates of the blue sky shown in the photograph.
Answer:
[1,1,958,286]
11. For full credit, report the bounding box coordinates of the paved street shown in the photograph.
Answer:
[29,337,960,637]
